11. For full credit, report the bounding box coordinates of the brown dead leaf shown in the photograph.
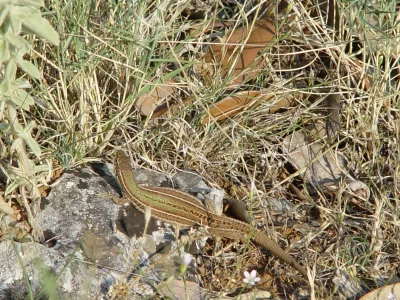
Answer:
[283,124,371,200]
[359,282,400,300]
[150,96,195,119]
[135,81,177,116]
[202,91,295,124]
[157,277,207,300]
[282,124,347,186]
[202,91,261,124]
[202,20,275,86]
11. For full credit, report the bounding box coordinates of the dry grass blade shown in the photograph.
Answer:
[325,93,341,141]
[347,58,373,91]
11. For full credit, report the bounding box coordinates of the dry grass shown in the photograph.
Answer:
[29,0,400,298]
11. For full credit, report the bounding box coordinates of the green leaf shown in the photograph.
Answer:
[10,15,21,34]
[24,120,35,132]
[6,60,17,79]
[4,32,29,53]
[8,6,37,16]
[24,135,41,157]
[15,121,41,157]
[0,123,10,131]
[0,7,9,27]
[15,78,30,89]
[5,179,21,196]
[0,78,10,93]
[13,8,59,46]
[0,39,10,63]
[15,59,40,79]
[0,1,43,6]
[11,88,34,110]
[0,93,4,109]
[12,122,23,133]
[32,163,49,173]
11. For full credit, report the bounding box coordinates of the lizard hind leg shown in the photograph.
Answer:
[208,227,253,248]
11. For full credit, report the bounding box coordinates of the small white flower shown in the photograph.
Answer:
[182,144,188,157]
[388,292,397,300]
[182,253,193,266]
[250,181,255,192]
[243,270,261,286]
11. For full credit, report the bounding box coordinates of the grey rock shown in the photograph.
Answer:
[267,197,294,213]
[0,166,194,299]
[173,170,225,215]
[172,170,208,190]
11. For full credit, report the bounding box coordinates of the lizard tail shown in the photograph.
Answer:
[252,231,308,277]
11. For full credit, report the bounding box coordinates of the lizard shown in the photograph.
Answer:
[114,150,308,278]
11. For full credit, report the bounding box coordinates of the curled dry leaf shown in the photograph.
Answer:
[359,282,400,300]
[282,124,348,186]
[202,91,260,124]
[157,277,272,300]
[201,90,295,124]
[150,96,196,119]
[135,81,177,117]
[347,180,370,201]
[135,81,195,119]
[157,277,204,300]
[201,20,275,86]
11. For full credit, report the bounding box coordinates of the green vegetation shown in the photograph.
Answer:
[1,0,399,298]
